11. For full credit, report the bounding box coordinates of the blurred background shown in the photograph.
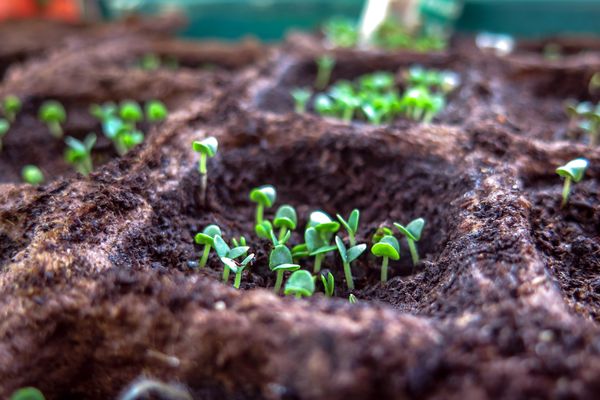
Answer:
[1,0,599,40]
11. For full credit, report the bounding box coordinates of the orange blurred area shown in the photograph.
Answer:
[0,0,80,21]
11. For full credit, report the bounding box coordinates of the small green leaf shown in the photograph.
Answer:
[272,263,301,272]
[192,136,218,157]
[119,101,143,122]
[273,205,297,230]
[371,235,400,260]
[335,236,347,263]
[145,100,168,122]
[556,158,589,183]
[249,185,276,207]
[394,218,425,242]
[348,293,357,304]
[309,244,337,256]
[255,220,273,239]
[284,270,315,297]
[220,257,238,273]
[9,387,45,400]
[39,100,66,123]
[240,253,255,266]
[347,243,366,262]
[21,165,44,185]
[213,235,230,258]
[269,244,294,270]
[320,272,335,297]
[0,118,9,136]
[336,209,359,234]
[228,246,249,259]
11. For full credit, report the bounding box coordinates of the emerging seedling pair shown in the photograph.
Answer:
[284,270,315,298]
[315,55,335,90]
[22,165,44,185]
[556,158,589,207]
[305,211,339,273]
[39,100,66,139]
[291,88,312,114]
[64,133,96,176]
[335,235,367,290]
[270,244,300,293]
[192,136,218,206]
[394,218,425,267]
[214,234,250,284]
[371,235,400,282]
[250,185,276,225]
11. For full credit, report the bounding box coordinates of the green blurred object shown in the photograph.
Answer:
[101,0,600,40]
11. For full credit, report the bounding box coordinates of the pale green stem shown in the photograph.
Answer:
[199,154,207,174]
[234,270,243,289]
[313,253,324,273]
[295,293,302,299]
[49,121,63,139]
[343,106,354,122]
[255,203,264,225]
[199,245,210,268]
[343,261,354,290]
[295,102,306,114]
[380,256,389,283]
[408,239,419,266]
[274,270,284,293]
[222,265,230,283]
[315,67,331,90]
[561,177,572,208]
[199,154,208,206]
[348,232,356,247]
[278,227,288,242]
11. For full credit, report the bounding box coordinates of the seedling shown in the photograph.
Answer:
[145,100,168,122]
[329,83,361,122]
[556,158,589,207]
[315,55,335,90]
[291,88,312,114]
[231,236,247,247]
[22,165,44,185]
[39,100,66,139]
[348,293,357,304]
[323,17,358,48]
[0,118,8,151]
[119,101,143,125]
[64,133,96,176]
[223,253,255,289]
[305,227,337,273]
[273,205,297,241]
[320,271,335,297]
[335,235,366,290]
[394,218,425,266]
[192,136,218,206]
[249,185,276,225]
[372,225,393,244]
[337,209,360,246]
[284,270,315,299]
[371,235,400,282]
[213,235,249,283]
[194,224,222,268]
[269,244,300,293]
[10,387,45,400]
[90,102,117,121]
[359,72,395,93]
[3,95,21,122]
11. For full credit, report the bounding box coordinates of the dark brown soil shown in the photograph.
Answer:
[0,23,599,400]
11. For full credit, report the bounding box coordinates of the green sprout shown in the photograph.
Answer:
[90,102,117,121]
[320,271,335,297]
[399,87,445,123]
[273,205,297,242]
[231,236,247,247]
[323,17,358,48]
[305,211,339,273]
[336,209,360,246]
[249,185,276,225]
[10,387,45,400]
[556,158,589,207]
[329,83,361,122]
[405,66,460,93]
[22,165,44,185]
[335,235,366,290]
[39,100,66,139]
[119,101,143,125]
[223,253,255,289]
[194,224,222,268]
[145,100,168,122]
[348,293,357,304]
[315,55,335,90]
[0,118,9,151]
[139,53,161,70]
[192,136,218,205]
[64,133,96,176]
[372,225,393,244]
[394,218,425,266]
[269,244,300,294]
[284,270,315,299]
[214,235,249,283]
[371,235,400,282]
[291,88,312,114]
[3,95,21,122]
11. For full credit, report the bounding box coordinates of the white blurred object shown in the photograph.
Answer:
[358,0,392,47]
[475,32,515,56]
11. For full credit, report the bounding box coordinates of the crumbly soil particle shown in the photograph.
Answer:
[0,25,599,400]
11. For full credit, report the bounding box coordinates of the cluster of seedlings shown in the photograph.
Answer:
[292,60,459,124]
[565,100,600,146]
[16,99,168,184]
[323,17,446,51]
[191,137,426,299]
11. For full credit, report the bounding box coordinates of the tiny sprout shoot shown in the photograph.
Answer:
[284,270,315,299]
[39,100,66,139]
[3,95,21,122]
[336,209,360,246]
[213,235,249,283]
[119,101,143,125]
[320,271,335,297]
[315,55,335,90]
[194,224,222,268]
[249,185,276,225]
[291,88,312,114]
[64,133,96,176]
[394,218,425,266]
[192,136,218,206]
[255,220,273,239]
[10,387,45,400]
[372,225,393,244]
[335,235,366,290]
[291,243,309,262]
[231,236,247,247]
[22,165,44,185]
[348,293,357,304]
[556,158,589,207]
[269,244,300,293]
[371,235,400,282]
[0,118,9,151]
[145,100,168,122]
[305,226,337,273]
[273,205,297,242]
[223,253,255,289]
